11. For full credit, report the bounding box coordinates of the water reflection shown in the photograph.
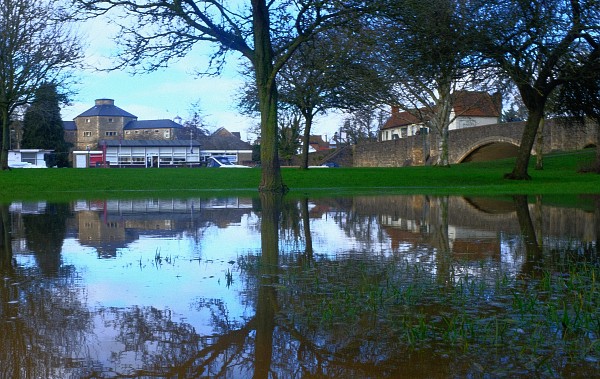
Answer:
[1,195,598,378]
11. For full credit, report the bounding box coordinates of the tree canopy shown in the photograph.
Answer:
[0,0,82,169]
[474,0,600,179]
[21,83,71,167]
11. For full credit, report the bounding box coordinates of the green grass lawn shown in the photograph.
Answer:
[1,149,598,201]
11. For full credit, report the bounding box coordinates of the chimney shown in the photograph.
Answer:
[95,99,115,106]
[391,105,400,116]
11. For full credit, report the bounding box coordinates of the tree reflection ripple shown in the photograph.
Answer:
[0,195,598,378]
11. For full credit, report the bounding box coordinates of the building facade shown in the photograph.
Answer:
[70,99,182,150]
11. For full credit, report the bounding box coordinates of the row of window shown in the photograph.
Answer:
[81,130,171,137]
[84,118,115,123]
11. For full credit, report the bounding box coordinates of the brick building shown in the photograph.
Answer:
[68,99,182,150]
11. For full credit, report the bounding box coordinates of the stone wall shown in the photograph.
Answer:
[354,135,428,167]
[354,119,598,167]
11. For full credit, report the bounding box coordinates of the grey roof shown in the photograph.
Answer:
[63,121,76,131]
[77,104,137,118]
[124,120,183,130]
[100,139,201,148]
[199,128,252,150]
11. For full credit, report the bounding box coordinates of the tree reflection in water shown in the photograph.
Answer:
[0,196,599,378]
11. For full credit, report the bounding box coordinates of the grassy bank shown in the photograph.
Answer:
[1,149,598,201]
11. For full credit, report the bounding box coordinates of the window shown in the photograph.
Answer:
[135,130,140,134]
[164,131,170,138]
[108,118,114,123]
[21,152,36,164]
[144,130,149,134]
[125,131,130,135]
[154,129,159,133]
[83,131,92,137]
[105,131,117,136]
[85,118,90,123]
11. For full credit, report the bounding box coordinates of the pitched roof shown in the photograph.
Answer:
[77,99,137,119]
[452,91,501,118]
[381,91,501,130]
[308,135,331,151]
[124,120,183,130]
[199,128,252,150]
[381,109,428,130]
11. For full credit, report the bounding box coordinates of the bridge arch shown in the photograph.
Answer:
[456,136,521,163]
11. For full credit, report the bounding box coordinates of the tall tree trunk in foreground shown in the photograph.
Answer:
[253,0,286,193]
[505,93,546,180]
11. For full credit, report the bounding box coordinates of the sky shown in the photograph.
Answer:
[61,15,345,143]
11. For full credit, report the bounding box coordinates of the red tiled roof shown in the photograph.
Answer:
[382,91,501,130]
[309,135,330,151]
[381,109,429,130]
[452,91,501,118]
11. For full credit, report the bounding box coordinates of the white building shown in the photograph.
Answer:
[8,149,52,168]
[380,91,502,141]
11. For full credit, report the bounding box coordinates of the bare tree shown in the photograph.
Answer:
[278,27,382,168]
[0,0,82,170]
[476,0,600,180]
[376,0,485,167]
[341,106,385,145]
[73,0,367,192]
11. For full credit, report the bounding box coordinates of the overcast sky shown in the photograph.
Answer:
[61,15,344,142]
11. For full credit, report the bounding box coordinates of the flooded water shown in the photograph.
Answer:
[1,195,599,378]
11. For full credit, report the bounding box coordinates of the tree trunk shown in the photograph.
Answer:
[596,122,600,172]
[437,126,450,166]
[506,94,545,180]
[433,81,452,167]
[252,0,286,193]
[535,116,545,170]
[300,111,314,169]
[1,107,10,170]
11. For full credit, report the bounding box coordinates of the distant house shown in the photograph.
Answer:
[199,127,253,165]
[380,91,502,141]
[308,135,331,152]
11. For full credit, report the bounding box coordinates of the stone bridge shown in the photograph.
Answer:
[353,119,598,167]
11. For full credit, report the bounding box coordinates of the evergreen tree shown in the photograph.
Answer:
[21,83,70,167]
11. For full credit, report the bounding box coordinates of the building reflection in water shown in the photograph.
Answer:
[0,195,597,378]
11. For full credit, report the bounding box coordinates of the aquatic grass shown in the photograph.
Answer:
[269,250,600,376]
